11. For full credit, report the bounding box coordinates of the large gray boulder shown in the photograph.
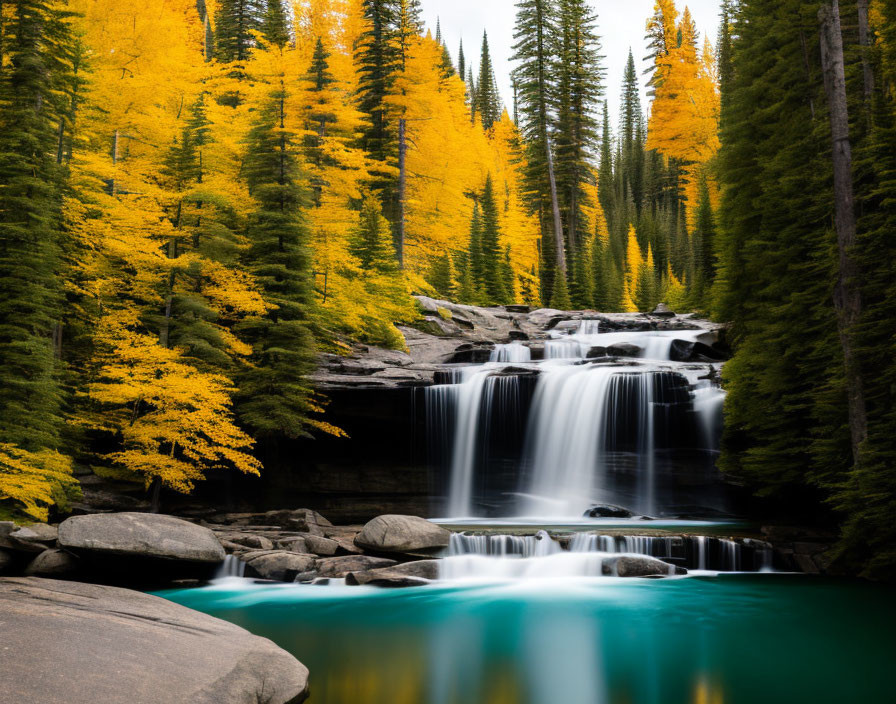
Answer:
[354,515,451,555]
[0,577,308,704]
[58,513,225,563]
[24,549,79,577]
[602,555,686,578]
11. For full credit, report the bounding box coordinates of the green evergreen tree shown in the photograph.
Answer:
[475,32,502,131]
[553,0,603,257]
[479,174,507,303]
[428,252,458,300]
[597,101,615,217]
[355,0,400,162]
[214,0,263,63]
[261,0,289,49]
[351,196,398,272]
[467,201,485,299]
[0,0,77,453]
[457,39,466,79]
[236,89,316,439]
[549,269,572,310]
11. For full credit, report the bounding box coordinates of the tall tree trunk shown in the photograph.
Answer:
[819,0,868,464]
[857,0,874,102]
[397,117,407,269]
[545,135,566,276]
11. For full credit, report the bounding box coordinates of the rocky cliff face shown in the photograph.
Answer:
[311,297,726,391]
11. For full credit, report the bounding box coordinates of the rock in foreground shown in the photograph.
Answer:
[354,515,451,555]
[0,577,309,704]
[602,555,687,577]
[58,512,225,563]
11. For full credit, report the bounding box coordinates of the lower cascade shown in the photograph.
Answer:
[425,327,726,518]
[443,531,773,577]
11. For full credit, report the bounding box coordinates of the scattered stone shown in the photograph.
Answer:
[583,504,637,519]
[316,555,397,578]
[607,342,642,358]
[354,515,452,555]
[24,549,79,577]
[651,303,676,318]
[603,555,686,578]
[277,537,308,553]
[263,509,332,535]
[0,577,309,704]
[58,512,225,563]
[244,552,317,582]
[302,534,340,556]
[227,534,275,551]
[346,559,439,588]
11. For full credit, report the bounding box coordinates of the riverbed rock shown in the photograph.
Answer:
[583,504,637,519]
[23,549,79,577]
[0,577,309,704]
[650,303,676,318]
[244,552,317,581]
[603,555,686,578]
[263,509,332,535]
[302,534,340,556]
[8,523,59,553]
[607,342,643,358]
[346,559,440,588]
[227,534,276,551]
[316,555,397,578]
[354,515,452,555]
[58,512,225,563]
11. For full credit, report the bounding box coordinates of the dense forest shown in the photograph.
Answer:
[0,0,894,578]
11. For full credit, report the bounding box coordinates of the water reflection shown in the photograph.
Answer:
[160,575,895,704]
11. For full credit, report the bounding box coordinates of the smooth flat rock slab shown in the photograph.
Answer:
[0,577,309,704]
[58,513,225,563]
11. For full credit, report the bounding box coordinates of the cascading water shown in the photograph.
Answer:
[427,327,726,519]
[445,531,773,575]
[490,342,532,363]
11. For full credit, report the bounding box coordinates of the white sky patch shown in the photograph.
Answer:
[422,0,721,130]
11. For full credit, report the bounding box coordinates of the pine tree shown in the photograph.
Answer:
[236,89,316,439]
[214,0,263,63]
[351,195,399,272]
[428,252,458,300]
[467,201,485,300]
[457,39,466,78]
[512,0,566,302]
[356,0,400,161]
[475,32,501,131]
[261,0,289,49]
[598,101,615,217]
[0,0,76,454]
[553,0,604,257]
[479,174,507,302]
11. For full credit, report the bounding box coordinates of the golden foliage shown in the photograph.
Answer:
[0,445,78,521]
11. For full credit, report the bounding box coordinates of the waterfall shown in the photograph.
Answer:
[545,338,585,359]
[693,383,726,452]
[578,320,601,335]
[448,530,561,557]
[214,555,246,579]
[490,343,532,363]
[520,368,664,517]
[428,369,526,517]
[449,531,770,573]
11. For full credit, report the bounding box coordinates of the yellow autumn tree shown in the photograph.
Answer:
[621,225,643,312]
[0,446,78,522]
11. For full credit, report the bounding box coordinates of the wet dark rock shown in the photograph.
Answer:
[504,305,531,314]
[508,330,529,340]
[449,341,496,364]
[355,515,452,555]
[606,343,642,358]
[316,555,398,578]
[0,577,309,704]
[0,548,14,573]
[585,346,608,359]
[583,504,637,519]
